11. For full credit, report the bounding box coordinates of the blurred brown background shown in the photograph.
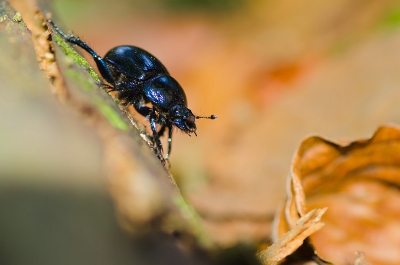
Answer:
[3,0,400,260]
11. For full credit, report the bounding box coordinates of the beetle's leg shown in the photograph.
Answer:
[149,113,165,165]
[165,124,173,160]
[47,20,114,84]
[149,115,161,149]
[132,98,165,163]
[157,125,166,137]
[157,124,172,160]
[133,97,152,117]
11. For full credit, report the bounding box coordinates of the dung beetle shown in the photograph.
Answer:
[47,20,217,165]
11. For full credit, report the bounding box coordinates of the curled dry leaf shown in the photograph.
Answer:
[273,125,400,265]
[258,208,326,265]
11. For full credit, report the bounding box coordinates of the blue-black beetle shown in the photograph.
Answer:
[47,20,216,165]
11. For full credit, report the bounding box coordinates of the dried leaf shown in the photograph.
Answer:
[274,125,400,265]
[258,208,326,265]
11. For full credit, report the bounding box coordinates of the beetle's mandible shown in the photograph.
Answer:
[47,20,217,165]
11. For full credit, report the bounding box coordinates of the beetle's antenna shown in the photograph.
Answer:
[195,114,217,120]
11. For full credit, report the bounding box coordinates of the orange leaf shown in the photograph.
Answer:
[274,125,400,265]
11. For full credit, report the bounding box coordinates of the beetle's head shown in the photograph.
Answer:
[170,105,197,135]
[169,105,218,136]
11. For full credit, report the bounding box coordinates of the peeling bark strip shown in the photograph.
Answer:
[8,0,68,100]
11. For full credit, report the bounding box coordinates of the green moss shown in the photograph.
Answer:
[53,34,100,83]
[96,101,129,130]
[64,68,92,91]
[12,12,22,22]
[52,32,129,130]
[0,3,28,35]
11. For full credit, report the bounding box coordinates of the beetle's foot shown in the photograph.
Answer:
[164,155,171,169]
[152,140,167,167]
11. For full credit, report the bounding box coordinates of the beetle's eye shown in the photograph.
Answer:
[185,115,196,129]
[187,115,195,125]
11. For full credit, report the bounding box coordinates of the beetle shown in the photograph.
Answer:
[47,20,216,165]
